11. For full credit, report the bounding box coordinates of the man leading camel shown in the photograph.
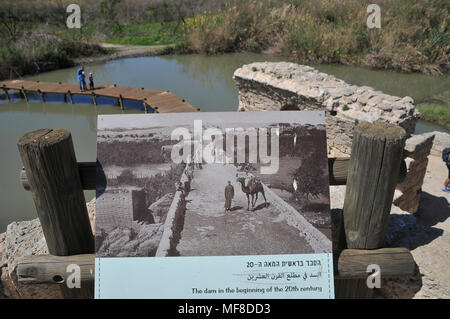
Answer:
[224,181,234,211]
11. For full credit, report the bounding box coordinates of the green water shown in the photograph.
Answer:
[0,52,449,231]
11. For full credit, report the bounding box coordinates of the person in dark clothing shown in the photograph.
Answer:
[89,72,95,90]
[224,181,234,211]
[77,66,87,91]
[443,147,450,193]
[444,159,450,193]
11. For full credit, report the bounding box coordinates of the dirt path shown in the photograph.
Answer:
[75,43,173,65]
[176,163,319,256]
[409,155,450,298]
[368,154,450,299]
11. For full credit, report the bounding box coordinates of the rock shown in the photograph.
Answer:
[400,96,415,104]
[0,200,96,299]
[0,232,6,268]
[404,134,435,157]
[422,131,450,156]
[87,197,95,234]
[394,133,435,214]
[4,219,62,298]
[5,219,48,276]
[96,222,164,257]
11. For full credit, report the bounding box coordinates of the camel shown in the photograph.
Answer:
[236,176,268,210]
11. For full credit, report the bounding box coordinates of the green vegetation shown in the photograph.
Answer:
[0,0,216,80]
[343,105,350,111]
[417,89,450,128]
[106,22,183,46]
[0,37,107,80]
[183,0,450,74]
[0,0,448,80]
[417,104,450,129]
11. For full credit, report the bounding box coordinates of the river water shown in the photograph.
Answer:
[0,52,449,231]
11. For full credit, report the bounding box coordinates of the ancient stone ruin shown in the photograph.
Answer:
[233,62,430,215]
[233,62,418,156]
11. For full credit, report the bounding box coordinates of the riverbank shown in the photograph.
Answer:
[417,104,450,130]
[74,43,174,65]
[0,39,175,81]
[181,0,450,75]
[0,38,109,81]
[0,1,448,79]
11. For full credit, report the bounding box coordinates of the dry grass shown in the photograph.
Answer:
[184,0,450,74]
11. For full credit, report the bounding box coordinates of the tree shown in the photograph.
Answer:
[293,147,327,202]
[0,1,28,42]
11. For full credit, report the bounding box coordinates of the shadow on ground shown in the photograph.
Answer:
[415,191,450,228]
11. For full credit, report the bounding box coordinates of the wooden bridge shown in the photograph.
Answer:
[0,80,200,113]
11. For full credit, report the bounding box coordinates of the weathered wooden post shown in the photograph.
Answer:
[2,85,11,102]
[91,92,97,106]
[67,90,74,104]
[21,86,28,103]
[143,98,148,113]
[337,121,406,298]
[37,89,45,103]
[119,94,124,110]
[17,129,95,298]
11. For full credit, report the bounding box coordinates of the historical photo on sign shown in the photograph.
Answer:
[95,111,332,258]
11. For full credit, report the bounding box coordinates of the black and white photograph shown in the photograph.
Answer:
[95,111,332,258]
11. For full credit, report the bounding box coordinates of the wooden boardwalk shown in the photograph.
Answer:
[0,80,200,113]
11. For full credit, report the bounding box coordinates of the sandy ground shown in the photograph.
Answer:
[330,154,450,298]
[403,154,450,298]
[176,163,318,256]
[75,43,173,65]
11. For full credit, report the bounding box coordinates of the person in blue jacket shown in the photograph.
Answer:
[77,66,87,91]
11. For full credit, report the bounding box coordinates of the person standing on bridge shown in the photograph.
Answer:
[224,181,234,211]
[77,66,87,91]
[89,72,95,90]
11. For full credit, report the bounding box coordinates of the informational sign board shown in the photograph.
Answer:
[95,111,334,299]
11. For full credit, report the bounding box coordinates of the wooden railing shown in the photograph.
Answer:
[15,121,415,299]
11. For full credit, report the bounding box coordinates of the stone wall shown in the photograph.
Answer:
[233,62,418,156]
[155,168,191,257]
[421,131,450,157]
[394,133,435,214]
[96,187,149,232]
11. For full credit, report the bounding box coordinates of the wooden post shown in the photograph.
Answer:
[37,89,45,103]
[17,129,94,298]
[119,94,124,110]
[339,121,406,298]
[21,86,28,103]
[67,90,74,104]
[143,98,148,113]
[2,86,11,102]
[91,92,97,106]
